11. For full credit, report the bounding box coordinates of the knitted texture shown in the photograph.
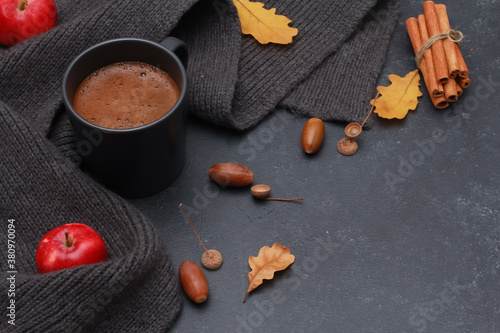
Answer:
[175,0,400,129]
[0,103,181,332]
[281,0,400,126]
[0,1,194,332]
[0,0,399,332]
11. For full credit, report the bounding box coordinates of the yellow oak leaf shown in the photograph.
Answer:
[243,243,295,303]
[370,69,422,119]
[232,0,298,44]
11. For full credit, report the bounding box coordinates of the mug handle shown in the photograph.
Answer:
[160,37,188,69]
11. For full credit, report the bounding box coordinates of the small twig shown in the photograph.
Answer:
[179,203,208,252]
[361,92,381,128]
[263,197,303,201]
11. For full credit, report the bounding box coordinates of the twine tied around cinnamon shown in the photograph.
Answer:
[415,29,464,68]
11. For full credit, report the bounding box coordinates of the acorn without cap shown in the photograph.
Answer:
[208,163,253,187]
[179,261,209,303]
[301,118,325,154]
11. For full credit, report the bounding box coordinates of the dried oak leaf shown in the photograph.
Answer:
[243,243,295,303]
[370,69,422,119]
[232,0,298,44]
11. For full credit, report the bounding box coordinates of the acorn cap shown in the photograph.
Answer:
[345,122,362,138]
[201,249,223,270]
[251,184,271,199]
[337,137,358,156]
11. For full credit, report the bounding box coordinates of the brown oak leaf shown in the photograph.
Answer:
[243,243,295,303]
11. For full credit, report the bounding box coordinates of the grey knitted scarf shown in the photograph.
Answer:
[0,0,399,332]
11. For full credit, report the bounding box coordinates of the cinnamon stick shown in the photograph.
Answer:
[417,15,444,97]
[457,75,471,89]
[423,1,449,84]
[456,80,463,97]
[406,17,448,110]
[443,79,458,102]
[426,80,449,109]
[435,4,460,78]
[457,50,469,78]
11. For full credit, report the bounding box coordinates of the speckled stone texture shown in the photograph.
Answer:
[131,1,500,332]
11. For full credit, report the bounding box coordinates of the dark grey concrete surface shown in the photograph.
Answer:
[130,1,500,332]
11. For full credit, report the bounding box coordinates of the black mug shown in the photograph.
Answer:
[62,37,188,198]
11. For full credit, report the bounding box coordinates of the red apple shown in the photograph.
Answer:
[36,223,108,274]
[0,0,58,46]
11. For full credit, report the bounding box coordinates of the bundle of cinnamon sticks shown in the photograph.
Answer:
[406,1,470,109]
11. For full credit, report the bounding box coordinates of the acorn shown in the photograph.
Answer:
[208,163,253,187]
[301,118,325,154]
[179,261,209,303]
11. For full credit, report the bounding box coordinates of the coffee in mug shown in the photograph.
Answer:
[73,61,180,129]
[62,37,189,198]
